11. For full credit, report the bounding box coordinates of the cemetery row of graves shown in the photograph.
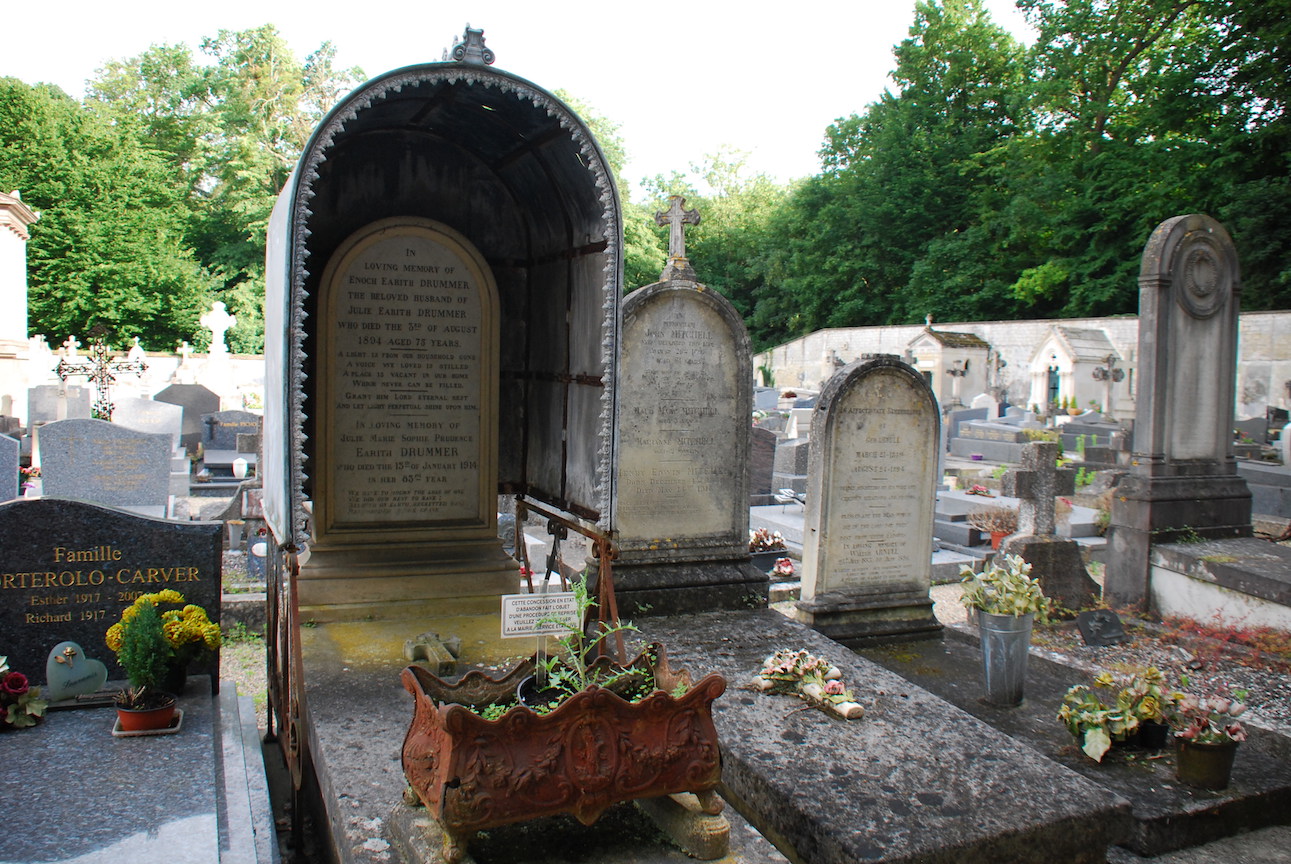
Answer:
[2,37,1291,864]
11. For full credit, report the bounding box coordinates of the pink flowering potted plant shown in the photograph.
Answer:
[1169,682,1248,790]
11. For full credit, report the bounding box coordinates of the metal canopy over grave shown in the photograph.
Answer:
[262,28,621,618]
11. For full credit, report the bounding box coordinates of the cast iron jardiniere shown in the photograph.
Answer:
[400,576,726,862]
[960,554,1050,706]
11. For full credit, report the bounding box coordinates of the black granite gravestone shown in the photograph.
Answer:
[0,498,221,687]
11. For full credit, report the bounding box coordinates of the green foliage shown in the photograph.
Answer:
[960,553,1051,619]
[537,573,643,699]
[1058,668,1172,762]
[1075,466,1094,488]
[0,26,363,353]
[116,600,170,693]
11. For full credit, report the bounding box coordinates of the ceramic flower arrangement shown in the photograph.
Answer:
[753,649,863,720]
[0,655,47,730]
[749,528,788,553]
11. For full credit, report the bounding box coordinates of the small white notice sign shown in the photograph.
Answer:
[500,592,579,638]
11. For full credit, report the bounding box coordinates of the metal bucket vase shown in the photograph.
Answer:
[977,611,1034,707]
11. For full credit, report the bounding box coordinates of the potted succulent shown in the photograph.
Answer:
[1058,668,1174,762]
[105,590,221,730]
[967,506,1018,549]
[1170,683,1249,790]
[400,574,726,862]
[960,554,1050,706]
[0,654,47,730]
[749,527,788,571]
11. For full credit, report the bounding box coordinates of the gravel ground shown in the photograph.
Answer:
[930,579,1291,733]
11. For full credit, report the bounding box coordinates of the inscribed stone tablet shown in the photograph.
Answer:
[37,419,172,512]
[618,291,743,539]
[319,219,496,534]
[803,363,938,596]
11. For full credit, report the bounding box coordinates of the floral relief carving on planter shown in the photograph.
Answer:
[400,643,725,857]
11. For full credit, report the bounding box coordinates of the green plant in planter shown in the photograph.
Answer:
[536,574,648,702]
[1058,668,1174,762]
[113,600,173,710]
[959,554,1050,620]
[106,589,221,710]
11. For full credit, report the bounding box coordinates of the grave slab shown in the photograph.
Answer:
[641,610,1131,864]
[858,628,1291,857]
[0,679,272,864]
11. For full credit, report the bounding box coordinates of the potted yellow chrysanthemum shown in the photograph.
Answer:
[105,590,221,731]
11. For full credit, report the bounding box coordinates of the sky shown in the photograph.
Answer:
[5,1,1033,199]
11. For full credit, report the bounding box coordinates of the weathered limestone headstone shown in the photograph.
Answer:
[613,201,763,615]
[1106,214,1252,607]
[292,218,514,613]
[1000,440,1098,609]
[794,356,941,643]
[36,419,173,517]
[154,383,221,454]
[0,433,17,501]
[0,497,221,683]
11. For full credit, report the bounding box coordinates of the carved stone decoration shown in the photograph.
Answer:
[400,643,725,862]
[1177,236,1230,319]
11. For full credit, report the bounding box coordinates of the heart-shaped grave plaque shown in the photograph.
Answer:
[45,641,109,701]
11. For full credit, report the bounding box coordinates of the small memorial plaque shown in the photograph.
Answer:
[1076,609,1128,647]
[500,592,578,639]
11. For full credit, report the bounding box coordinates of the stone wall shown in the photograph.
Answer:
[755,311,1291,422]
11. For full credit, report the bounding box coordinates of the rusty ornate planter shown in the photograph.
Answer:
[400,643,725,860]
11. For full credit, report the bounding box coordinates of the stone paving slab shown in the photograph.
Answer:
[857,628,1291,857]
[639,610,1131,864]
[0,678,223,864]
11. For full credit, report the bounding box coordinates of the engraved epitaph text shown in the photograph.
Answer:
[321,220,495,533]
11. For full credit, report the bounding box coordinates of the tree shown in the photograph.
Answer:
[0,78,215,349]
[87,26,364,351]
[780,0,1027,332]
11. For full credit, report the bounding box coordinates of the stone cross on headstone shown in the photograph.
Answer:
[177,340,192,363]
[200,301,237,357]
[655,195,700,260]
[1001,441,1075,536]
[654,196,701,282]
[61,336,80,359]
[54,334,148,420]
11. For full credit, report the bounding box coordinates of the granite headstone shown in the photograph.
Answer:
[153,383,221,453]
[200,410,262,451]
[0,433,16,502]
[113,396,184,449]
[0,497,221,685]
[28,384,91,424]
[37,419,173,518]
